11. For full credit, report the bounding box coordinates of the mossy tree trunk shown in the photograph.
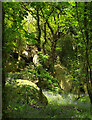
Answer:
[35,7,48,106]
[2,3,8,118]
[83,3,92,114]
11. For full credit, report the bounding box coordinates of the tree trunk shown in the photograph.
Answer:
[84,3,92,114]
[2,3,9,118]
[36,8,48,105]
[36,9,41,51]
[50,38,57,76]
[42,22,47,54]
[2,3,6,89]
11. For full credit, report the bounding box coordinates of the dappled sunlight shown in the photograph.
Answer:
[43,91,91,118]
[2,2,92,119]
[16,79,39,90]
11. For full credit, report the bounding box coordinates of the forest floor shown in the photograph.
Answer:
[3,79,92,119]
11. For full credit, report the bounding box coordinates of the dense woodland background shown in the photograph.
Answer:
[2,2,92,119]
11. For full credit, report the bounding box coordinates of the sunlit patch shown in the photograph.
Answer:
[16,79,39,90]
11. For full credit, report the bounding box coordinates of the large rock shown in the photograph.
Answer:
[54,64,72,91]
[6,79,48,108]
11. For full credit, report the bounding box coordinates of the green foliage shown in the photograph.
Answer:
[25,32,37,44]
[78,95,90,103]
[30,52,59,90]
[26,65,58,90]
[38,52,49,63]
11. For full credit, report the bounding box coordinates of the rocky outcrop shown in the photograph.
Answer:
[54,64,72,91]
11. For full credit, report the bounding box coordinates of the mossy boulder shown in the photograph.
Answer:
[54,64,72,91]
[5,79,48,111]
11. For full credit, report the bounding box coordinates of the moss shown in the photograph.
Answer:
[5,79,48,114]
[54,64,72,91]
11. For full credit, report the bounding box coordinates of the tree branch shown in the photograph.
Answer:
[75,2,86,43]
[20,3,37,20]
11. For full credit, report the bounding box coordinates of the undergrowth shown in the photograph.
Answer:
[3,79,92,119]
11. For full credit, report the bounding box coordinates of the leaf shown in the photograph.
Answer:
[69,2,76,6]
[14,107,18,110]
[48,80,52,83]
[19,25,23,30]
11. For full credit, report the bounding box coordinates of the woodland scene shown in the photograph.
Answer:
[2,2,92,119]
